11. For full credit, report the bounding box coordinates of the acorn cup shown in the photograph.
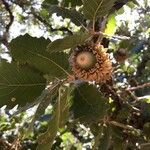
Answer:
[114,48,128,63]
[69,43,112,83]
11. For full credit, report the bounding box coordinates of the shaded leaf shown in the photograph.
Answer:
[43,0,82,7]
[82,0,116,21]
[33,82,61,122]
[37,86,70,149]
[98,126,111,150]
[62,0,82,7]
[59,86,70,127]
[93,125,103,149]
[0,60,46,108]
[43,0,59,5]
[143,122,150,140]
[71,83,108,123]
[47,32,91,53]
[10,34,69,78]
[25,81,62,138]
[46,5,86,26]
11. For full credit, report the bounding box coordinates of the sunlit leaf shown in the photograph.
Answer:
[105,14,117,35]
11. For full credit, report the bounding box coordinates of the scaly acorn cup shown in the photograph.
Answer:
[69,43,112,83]
[114,48,128,63]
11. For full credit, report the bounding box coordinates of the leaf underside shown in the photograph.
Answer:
[71,83,108,123]
[47,32,91,53]
[43,0,82,7]
[9,34,69,78]
[0,60,46,108]
[37,86,69,150]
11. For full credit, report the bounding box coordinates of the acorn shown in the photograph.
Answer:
[76,51,96,70]
[69,43,112,83]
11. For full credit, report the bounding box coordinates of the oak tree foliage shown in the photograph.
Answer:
[0,0,150,149]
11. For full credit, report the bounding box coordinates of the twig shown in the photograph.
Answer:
[10,138,22,150]
[110,121,141,135]
[127,82,150,91]
[0,138,11,150]
[98,16,108,43]
[137,95,150,100]
[140,143,150,148]
[101,84,122,114]
[125,90,139,101]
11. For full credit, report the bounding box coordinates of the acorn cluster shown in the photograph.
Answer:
[69,42,112,83]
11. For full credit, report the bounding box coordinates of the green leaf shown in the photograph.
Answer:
[10,34,69,78]
[131,0,139,6]
[46,5,86,26]
[82,0,116,21]
[37,86,70,149]
[98,126,111,150]
[104,14,117,35]
[93,125,111,150]
[143,122,150,140]
[43,0,59,5]
[116,104,131,121]
[0,59,46,108]
[59,86,70,128]
[43,0,82,7]
[24,81,62,138]
[71,83,108,123]
[47,32,91,53]
[33,82,61,122]
[127,1,136,8]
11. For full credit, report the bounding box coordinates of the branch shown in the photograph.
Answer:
[0,35,9,48]
[1,0,14,48]
[100,83,123,119]
[1,0,14,32]
[127,82,150,91]
[30,9,73,35]
[8,1,73,35]
[0,138,11,149]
